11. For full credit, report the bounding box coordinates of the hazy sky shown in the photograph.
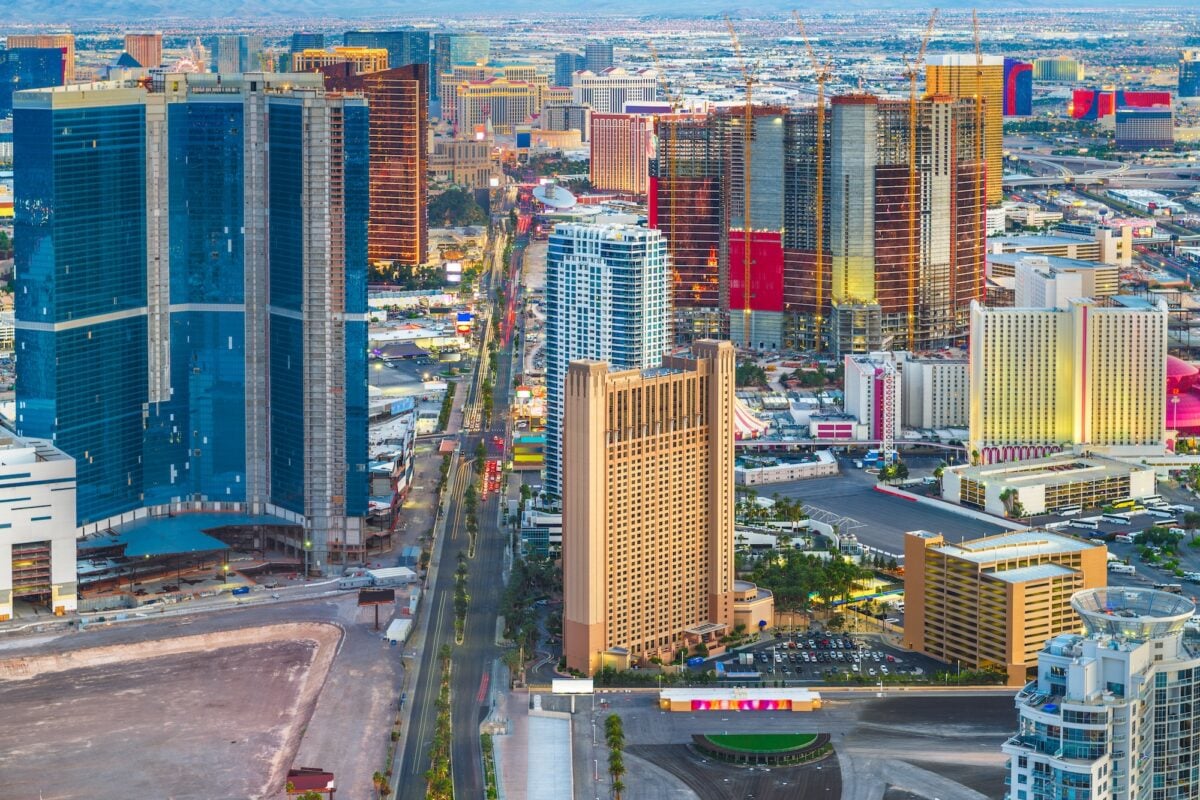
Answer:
[2,0,1184,25]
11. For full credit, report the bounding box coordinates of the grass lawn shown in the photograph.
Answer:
[703,733,817,753]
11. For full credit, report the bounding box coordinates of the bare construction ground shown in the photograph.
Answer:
[0,622,340,800]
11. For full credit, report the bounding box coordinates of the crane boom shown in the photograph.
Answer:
[647,41,683,307]
[972,8,986,307]
[791,10,833,352]
[904,7,938,352]
[726,17,758,348]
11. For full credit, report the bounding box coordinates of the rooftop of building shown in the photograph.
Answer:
[989,233,1098,247]
[0,425,71,465]
[986,562,1078,584]
[911,528,1099,564]
[1073,587,1194,641]
[810,411,859,421]
[81,511,300,558]
[947,452,1152,489]
[549,221,662,239]
[1104,294,1159,310]
[926,53,1005,67]
[659,687,821,702]
[986,252,1115,273]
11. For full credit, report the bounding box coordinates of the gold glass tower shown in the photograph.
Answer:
[926,54,1004,205]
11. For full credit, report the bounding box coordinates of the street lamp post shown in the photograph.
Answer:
[304,539,312,581]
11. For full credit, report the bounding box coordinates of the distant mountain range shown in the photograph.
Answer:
[0,0,1182,25]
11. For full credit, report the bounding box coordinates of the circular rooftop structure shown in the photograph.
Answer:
[1072,588,1195,641]
[532,182,577,210]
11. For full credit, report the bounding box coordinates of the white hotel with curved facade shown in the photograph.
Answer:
[1004,588,1200,800]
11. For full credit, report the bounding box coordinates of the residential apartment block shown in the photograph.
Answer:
[926,54,1005,206]
[293,47,389,75]
[571,66,658,115]
[324,63,429,266]
[901,356,969,430]
[589,113,653,196]
[544,223,670,498]
[1004,588,1200,799]
[6,33,75,82]
[14,74,369,570]
[124,32,162,69]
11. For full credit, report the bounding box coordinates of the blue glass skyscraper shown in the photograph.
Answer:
[0,47,65,117]
[14,73,370,570]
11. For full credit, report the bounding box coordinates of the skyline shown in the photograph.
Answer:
[2,3,1197,24]
[3,6,1200,799]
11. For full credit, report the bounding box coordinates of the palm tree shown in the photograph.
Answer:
[372,771,384,797]
[612,779,626,800]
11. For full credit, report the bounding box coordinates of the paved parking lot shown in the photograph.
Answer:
[705,631,951,685]
[767,464,1005,558]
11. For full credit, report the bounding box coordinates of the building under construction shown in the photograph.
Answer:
[650,114,726,342]
[651,93,986,354]
[789,94,986,352]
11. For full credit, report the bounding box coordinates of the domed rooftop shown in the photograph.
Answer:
[1168,355,1199,388]
[1168,356,1200,435]
[1072,588,1194,642]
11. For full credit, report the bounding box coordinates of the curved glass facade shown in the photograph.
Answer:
[1073,588,1194,642]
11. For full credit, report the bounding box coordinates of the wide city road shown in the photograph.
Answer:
[398,191,521,800]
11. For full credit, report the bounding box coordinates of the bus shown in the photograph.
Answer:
[1113,499,1138,510]
[1069,519,1100,531]
[1102,513,1131,524]
[1142,495,1164,506]
[1058,505,1083,517]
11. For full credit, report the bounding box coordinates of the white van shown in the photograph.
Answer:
[1108,563,1136,575]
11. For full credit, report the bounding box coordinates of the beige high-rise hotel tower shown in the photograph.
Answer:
[562,340,736,675]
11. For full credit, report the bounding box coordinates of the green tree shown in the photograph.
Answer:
[429,186,488,227]
[735,362,768,387]
[1142,526,1184,554]
[475,439,487,473]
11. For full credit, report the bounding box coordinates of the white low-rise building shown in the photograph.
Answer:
[0,426,77,619]
[735,451,838,485]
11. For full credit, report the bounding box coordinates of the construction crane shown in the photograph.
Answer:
[901,8,938,351]
[791,11,833,353]
[647,41,685,303]
[725,17,759,348]
[972,9,987,308]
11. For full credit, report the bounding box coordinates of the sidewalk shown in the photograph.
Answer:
[389,450,463,787]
